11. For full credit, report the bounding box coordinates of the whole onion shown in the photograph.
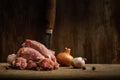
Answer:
[72,57,86,68]
[56,48,73,66]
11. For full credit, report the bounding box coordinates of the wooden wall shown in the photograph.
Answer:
[0,0,120,63]
[0,0,47,62]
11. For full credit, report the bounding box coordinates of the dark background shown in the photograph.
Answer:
[0,0,120,64]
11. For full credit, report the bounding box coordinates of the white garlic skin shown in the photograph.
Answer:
[72,57,85,68]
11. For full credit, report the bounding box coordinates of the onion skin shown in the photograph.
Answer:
[56,48,73,66]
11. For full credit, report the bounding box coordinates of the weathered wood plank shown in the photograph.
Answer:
[0,0,120,64]
[0,0,46,62]
[53,0,119,63]
[0,63,120,80]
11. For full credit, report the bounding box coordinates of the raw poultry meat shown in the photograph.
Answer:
[7,39,59,71]
[22,39,54,59]
[7,54,17,66]
[17,47,45,61]
[27,60,37,69]
[37,58,55,70]
[14,57,27,70]
[22,39,59,68]
[7,54,27,70]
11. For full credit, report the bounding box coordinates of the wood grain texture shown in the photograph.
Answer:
[0,63,120,80]
[0,0,46,62]
[45,0,56,29]
[0,0,120,64]
[52,0,119,63]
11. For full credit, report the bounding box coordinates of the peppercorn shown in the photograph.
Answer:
[92,66,96,71]
[82,66,86,70]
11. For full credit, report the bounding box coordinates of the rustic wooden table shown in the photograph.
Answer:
[0,63,120,80]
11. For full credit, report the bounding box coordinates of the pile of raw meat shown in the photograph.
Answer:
[7,39,59,71]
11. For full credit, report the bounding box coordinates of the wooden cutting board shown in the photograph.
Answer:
[0,63,120,80]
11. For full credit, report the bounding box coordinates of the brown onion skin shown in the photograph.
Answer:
[56,48,73,66]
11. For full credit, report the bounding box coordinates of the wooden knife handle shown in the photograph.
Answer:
[46,0,56,30]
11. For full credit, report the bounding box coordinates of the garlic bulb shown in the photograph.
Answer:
[72,57,85,68]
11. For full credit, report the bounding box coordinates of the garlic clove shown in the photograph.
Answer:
[72,57,86,68]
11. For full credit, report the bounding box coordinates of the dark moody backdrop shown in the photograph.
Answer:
[0,0,120,64]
